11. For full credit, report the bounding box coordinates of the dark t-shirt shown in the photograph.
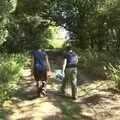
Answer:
[64,52,78,68]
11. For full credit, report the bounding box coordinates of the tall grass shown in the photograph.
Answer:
[105,63,120,90]
[77,49,120,77]
[0,53,28,101]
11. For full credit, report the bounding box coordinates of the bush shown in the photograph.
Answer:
[0,53,28,101]
[105,63,120,90]
[77,49,119,78]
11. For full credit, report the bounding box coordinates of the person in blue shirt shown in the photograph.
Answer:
[31,48,51,97]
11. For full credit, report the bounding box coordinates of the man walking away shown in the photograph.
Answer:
[31,48,51,98]
[61,46,78,100]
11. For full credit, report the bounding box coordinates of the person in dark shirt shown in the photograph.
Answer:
[61,46,78,100]
[31,48,51,97]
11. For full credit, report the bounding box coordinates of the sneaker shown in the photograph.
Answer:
[41,91,47,96]
[72,96,77,100]
[39,93,45,98]
[72,98,79,103]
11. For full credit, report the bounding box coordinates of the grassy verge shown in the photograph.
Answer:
[0,53,30,119]
[0,53,29,102]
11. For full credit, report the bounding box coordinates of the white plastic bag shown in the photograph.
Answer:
[55,69,64,81]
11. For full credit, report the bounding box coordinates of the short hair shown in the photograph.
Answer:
[38,46,44,51]
[67,46,73,51]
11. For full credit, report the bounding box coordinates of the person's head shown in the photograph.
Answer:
[38,48,42,51]
[67,46,73,53]
[37,46,44,52]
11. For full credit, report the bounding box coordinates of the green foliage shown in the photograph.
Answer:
[47,26,67,48]
[48,39,65,48]
[0,0,120,52]
[0,0,53,52]
[50,0,120,50]
[105,63,120,90]
[0,29,8,45]
[8,0,17,13]
[77,49,119,77]
[0,53,28,101]
[0,0,17,46]
[0,109,6,120]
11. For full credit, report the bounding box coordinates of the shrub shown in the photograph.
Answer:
[105,63,120,90]
[0,53,28,101]
[77,49,119,78]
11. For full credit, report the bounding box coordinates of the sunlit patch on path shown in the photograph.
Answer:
[7,68,63,120]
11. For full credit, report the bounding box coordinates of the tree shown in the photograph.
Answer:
[0,0,17,46]
[1,0,53,52]
[50,0,120,51]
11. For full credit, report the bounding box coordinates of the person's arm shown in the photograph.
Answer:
[62,58,67,73]
[31,56,35,75]
[31,56,35,68]
[45,55,51,71]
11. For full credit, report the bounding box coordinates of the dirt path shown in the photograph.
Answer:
[7,69,63,120]
[6,67,120,120]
